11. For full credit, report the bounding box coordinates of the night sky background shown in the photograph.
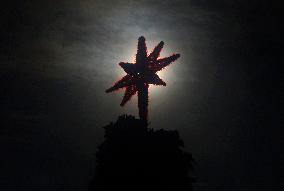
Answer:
[1,0,282,191]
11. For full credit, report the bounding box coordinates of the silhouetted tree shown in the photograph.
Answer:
[90,115,195,191]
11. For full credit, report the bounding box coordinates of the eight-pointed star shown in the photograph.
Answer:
[106,36,180,113]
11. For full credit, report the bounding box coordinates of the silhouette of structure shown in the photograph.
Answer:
[90,115,194,191]
[106,37,180,122]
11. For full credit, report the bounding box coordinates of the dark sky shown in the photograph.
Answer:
[1,0,282,190]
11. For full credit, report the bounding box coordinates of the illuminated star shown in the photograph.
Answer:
[106,36,180,122]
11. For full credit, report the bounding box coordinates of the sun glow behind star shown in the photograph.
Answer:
[100,4,188,116]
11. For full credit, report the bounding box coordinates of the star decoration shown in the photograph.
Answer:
[106,36,180,122]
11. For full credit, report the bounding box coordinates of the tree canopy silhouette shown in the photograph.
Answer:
[90,115,195,191]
